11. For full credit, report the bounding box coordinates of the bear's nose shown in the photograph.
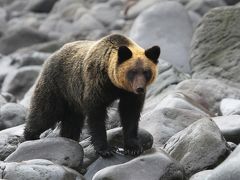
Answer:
[136,87,144,94]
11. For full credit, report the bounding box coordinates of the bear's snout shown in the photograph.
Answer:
[132,74,146,95]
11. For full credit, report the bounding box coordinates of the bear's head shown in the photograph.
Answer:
[110,44,160,95]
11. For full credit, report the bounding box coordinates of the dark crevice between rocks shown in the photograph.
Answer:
[0,164,6,179]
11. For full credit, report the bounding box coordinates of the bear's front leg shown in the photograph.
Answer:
[119,93,145,156]
[87,107,114,158]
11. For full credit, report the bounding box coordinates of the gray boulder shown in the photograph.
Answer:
[6,13,45,32]
[125,0,162,19]
[0,124,24,160]
[90,2,121,26]
[0,159,84,180]
[163,118,231,177]
[186,0,226,15]
[140,106,207,148]
[149,92,211,117]
[146,59,188,99]
[72,13,106,39]
[0,103,26,130]
[188,10,202,29]
[5,137,84,170]
[220,98,240,115]
[213,115,240,144]
[2,66,41,100]
[5,0,31,12]
[0,55,18,88]
[190,6,240,85]
[50,0,84,14]
[92,149,186,180]
[129,1,193,73]
[176,79,240,114]
[189,170,212,180]
[19,85,35,108]
[84,153,134,180]
[82,127,153,169]
[204,144,240,180]
[25,0,59,13]
[190,144,240,180]
[10,51,50,67]
[0,27,49,55]
[0,0,15,7]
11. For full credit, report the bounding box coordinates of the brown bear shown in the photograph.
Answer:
[24,34,160,157]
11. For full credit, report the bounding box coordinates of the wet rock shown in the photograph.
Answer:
[0,27,49,55]
[0,103,26,130]
[1,66,41,100]
[163,118,231,177]
[176,79,240,115]
[130,1,193,73]
[0,159,84,180]
[6,137,84,170]
[0,124,24,160]
[92,149,186,180]
[191,6,240,85]
[220,98,240,115]
[213,115,240,144]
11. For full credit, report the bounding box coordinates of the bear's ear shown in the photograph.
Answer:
[118,46,132,64]
[145,46,160,64]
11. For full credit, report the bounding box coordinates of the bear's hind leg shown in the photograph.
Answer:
[24,89,64,140]
[60,109,84,141]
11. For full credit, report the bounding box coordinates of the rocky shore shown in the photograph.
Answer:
[1,0,240,179]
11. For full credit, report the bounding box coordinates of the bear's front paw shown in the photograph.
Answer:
[96,146,116,158]
[124,138,143,156]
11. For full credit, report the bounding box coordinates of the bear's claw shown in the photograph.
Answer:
[124,139,143,156]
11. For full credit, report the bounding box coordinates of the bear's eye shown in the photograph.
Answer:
[144,70,152,81]
[127,70,137,81]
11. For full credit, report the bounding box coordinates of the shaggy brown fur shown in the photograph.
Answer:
[24,34,160,157]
